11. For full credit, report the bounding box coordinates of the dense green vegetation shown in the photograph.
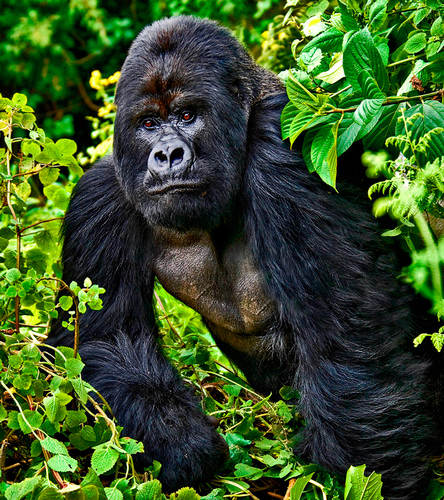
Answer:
[2,1,444,499]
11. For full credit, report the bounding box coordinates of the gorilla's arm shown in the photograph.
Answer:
[49,157,227,490]
[243,93,434,500]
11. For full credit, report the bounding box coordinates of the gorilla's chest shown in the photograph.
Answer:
[152,230,275,350]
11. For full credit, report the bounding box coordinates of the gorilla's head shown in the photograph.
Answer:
[113,16,277,230]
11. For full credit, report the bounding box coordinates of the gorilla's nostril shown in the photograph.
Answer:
[154,151,168,164]
[170,148,184,167]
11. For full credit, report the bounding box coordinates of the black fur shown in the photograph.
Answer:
[49,16,440,499]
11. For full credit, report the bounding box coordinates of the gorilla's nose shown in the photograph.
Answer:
[148,139,193,174]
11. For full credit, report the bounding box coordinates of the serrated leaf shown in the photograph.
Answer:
[301,27,344,55]
[343,28,389,93]
[354,98,385,126]
[344,465,383,500]
[286,73,316,109]
[170,488,200,500]
[135,480,162,500]
[18,410,43,434]
[65,357,85,378]
[71,377,89,404]
[44,395,60,423]
[41,435,69,455]
[91,446,119,475]
[104,489,123,500]
[5,477,42,500]
[47,454,78,472]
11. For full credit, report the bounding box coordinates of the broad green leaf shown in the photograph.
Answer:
[41,435,69,455]
[18,410,43,434]
[290,473,314,500]
[5,477,42,500]
[39,167,60,186]
[234,463,263,480]
[66,409,88,428]
[301,27,344,55]
[6,268,21,283]
[431,16,444,36]
[135,480,162,500]
[56,138,77,155]
[0,404,7,421]
[91,445,119,475]
[170,488,200,500]
[282,102,299,139]
[289,111,329,146]
[72,377,89,404]
[354,98,385,126]
[343,28,389,93]
[65,357,85,378]
[44,395,60,423]
[286,73,316,109]
[317,53,345,84]
[344,465,383,500]
[338,1,360,31]
[15,181,32,201]
[47,454,78,472]
[104,488,123,500]
[405,32,427,54]
[37,487,64,500]
[59,295,73,311]
[362,103,404,151]
[368,0,388,32]
[81,469,108,500]
[310,121,340,188]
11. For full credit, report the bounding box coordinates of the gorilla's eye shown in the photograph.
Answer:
[181,111,195,123]
[143,118,158,129]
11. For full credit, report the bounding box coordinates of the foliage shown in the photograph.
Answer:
[281,0,444,350]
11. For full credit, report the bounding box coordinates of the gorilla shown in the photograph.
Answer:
[50,16,441,500]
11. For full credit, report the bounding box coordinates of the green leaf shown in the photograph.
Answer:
[286,73,316,110]
[310,121,340,188]
[405,32,427,54]
[354,98,385,126]
[343,28,389,93]
[135,480,162,500]
[301,28,344,55]
[65,357,85,378]
[66,409,88,428]
[104,489,123,500]
[47,454,78,472]
[431,16,444,36]
[344,465,383,500]
[6,268,21,283]
[290,474,314,500]
[37,487,64,500]
[120,437,144,455]
[18,410,43,434]
[59,295,73,311]
[234,463,263,480]
[170,488,200,500]
[71,377,89,404]
[44,395,61,423]
[91,445,120,475]
[368,0,388,32]
[5,477,42,500]
[39,167,60,186]
[0,404,7,421]
[282,102,298,140]
[362,103,403,151]
[41,436,69,455]
[56,138,77,155]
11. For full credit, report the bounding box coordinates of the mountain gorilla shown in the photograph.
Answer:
[50,16,440,500]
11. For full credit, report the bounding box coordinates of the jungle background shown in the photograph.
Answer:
[2,1,444,499]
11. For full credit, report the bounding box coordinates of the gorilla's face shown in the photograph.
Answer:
[113,17,259,231]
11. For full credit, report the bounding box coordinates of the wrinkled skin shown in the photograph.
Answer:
[49,17,442,499]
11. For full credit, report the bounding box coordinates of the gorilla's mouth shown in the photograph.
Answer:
[148,181,207,196]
